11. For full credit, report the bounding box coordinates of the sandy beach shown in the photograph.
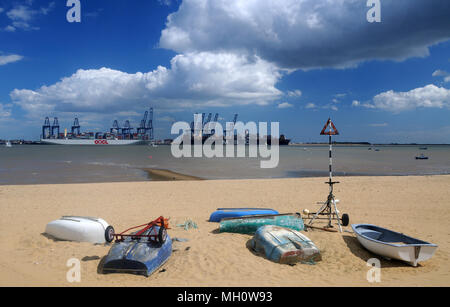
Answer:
[0,175,449,287]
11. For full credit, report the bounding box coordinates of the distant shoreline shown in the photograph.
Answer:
[289,143,450,146]
[2,142,450,146]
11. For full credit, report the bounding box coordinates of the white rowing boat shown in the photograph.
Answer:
[352,224,437,267]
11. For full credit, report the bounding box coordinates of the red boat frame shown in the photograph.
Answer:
[113,216,170,243]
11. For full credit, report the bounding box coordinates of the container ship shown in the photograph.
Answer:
[40,108,153,145]
[188,113,291,145]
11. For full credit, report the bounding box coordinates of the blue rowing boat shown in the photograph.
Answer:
[209,208,279,222]
[101,226,172,277]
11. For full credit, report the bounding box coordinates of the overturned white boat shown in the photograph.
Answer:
[45,216,114,244]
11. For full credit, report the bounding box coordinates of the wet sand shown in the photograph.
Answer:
[143,168,203,181]
[0,175,449,286]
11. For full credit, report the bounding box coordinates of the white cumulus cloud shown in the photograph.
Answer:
[363,84,450,112]
[10,52,282,118]
[287,90,302,97]
[432,69,450,82]
[0,54,23,66]
[4,2,55,31]
[0,103,12,118]
[160,0,450,70]
[277,102,293,109]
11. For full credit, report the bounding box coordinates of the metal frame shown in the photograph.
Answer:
[113,216,169,242]
[308,118,343,232]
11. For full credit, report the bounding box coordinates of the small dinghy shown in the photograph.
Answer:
[209,208,279,222]
[102,217,172,277]
[219,213,304,234]
[250,225,321,264]
[415,154,429,160]
[352,224,438,267]
[45,216,114,244]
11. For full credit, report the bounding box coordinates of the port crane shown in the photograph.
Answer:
[211,113,219,134]
[201,113,206,126]
[71,118,80,135]
[51,117,60,137]
[110,120,121,135]
[42,117,51,139]
[137,111,148,136]
[205,113,212,124]
[146,107,154,140]
[122,120,133,139]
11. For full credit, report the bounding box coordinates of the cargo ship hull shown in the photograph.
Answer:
[40,139,145,145]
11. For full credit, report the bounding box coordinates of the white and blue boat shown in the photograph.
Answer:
[352,224,437,267]
[209,208,279,222]
[102,226,172,277]
[250,225,321,264]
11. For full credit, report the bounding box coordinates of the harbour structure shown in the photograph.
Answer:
[187,112,290,145]
[40,107,154,145]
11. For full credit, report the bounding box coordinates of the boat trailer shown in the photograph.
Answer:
[113,216,170,244]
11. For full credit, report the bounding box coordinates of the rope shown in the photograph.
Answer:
[176,219,198,230]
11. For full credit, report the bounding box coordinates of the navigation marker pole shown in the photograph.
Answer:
[308,118,348,232]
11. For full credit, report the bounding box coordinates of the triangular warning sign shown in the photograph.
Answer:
[320,118,339,135]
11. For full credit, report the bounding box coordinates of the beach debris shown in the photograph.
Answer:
[81,256,101,262]
[172,237,189,242]
[219,213,304,234]
[176,219,198,230]
[250,225,322,265]
[45,216,115,244]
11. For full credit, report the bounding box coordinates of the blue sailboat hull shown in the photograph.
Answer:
[102,227,172,277]
[209,208,279,222]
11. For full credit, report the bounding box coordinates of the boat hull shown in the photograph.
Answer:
[45,216,112,244]
[219,213,304,234]
[250,225,321,264]
[102,228,172,277]
[352,224,437,266]
[209,208,279,222]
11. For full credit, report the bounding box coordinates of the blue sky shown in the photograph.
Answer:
[1,0,450,143]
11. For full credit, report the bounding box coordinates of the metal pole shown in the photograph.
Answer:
[308,118,344,232]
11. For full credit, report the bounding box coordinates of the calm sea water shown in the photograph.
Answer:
[1,144,449,185]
